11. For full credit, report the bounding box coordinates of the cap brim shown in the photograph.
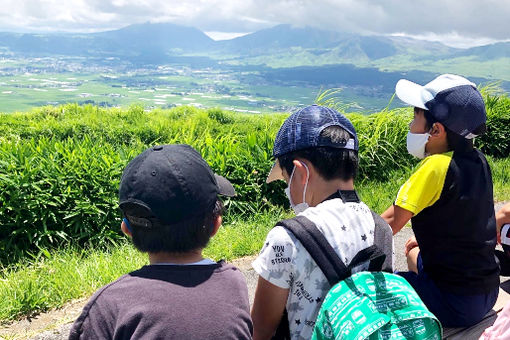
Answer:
[214,174,236,197]
[266,159,284,183]
[395,79,428,110]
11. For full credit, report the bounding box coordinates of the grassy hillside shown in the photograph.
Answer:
[1,96,509,264]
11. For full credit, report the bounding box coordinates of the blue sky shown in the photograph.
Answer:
[0,0,509,48]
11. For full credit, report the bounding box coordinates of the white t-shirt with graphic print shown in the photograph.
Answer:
[252,198,380,340]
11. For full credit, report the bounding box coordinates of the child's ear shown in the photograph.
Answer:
[430,122,446,137]
[210,215,222,238]
[292,159,311,184]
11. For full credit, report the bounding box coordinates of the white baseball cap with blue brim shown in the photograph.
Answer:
[396,74,486,139]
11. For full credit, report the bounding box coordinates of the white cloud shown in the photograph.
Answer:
[390,32,510,49]
[204,32,250,41]
[0,0,508,45]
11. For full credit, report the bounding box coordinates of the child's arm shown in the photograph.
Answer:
[382,205,413,235]
[497,203,510,229]
[384,154,449,235]
[251,276,289,340]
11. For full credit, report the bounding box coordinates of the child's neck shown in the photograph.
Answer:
[426,136,449,155]
[426,143,449,155]
[149,249,204,264]
[309,178,355,207]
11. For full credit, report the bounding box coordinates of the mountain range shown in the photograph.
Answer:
[0,23,508,86]
[0,23,507,61]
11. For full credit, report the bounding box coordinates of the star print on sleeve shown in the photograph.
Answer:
[259,241,270,254]
[295,319,301,325]
[341,225,346,231]
[361,234,367,241]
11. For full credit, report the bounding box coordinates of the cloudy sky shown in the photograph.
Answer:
[0,0,508,48]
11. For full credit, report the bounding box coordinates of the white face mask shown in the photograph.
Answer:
[406,131,430,159]
[284,162,310,214]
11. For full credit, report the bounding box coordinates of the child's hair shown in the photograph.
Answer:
[123,200,224,253]
[277,125,358,181]
[423,109,486,152]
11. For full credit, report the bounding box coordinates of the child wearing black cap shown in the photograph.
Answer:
[382,74,500,327]
[251,105,394,340]
[69,144,252,340]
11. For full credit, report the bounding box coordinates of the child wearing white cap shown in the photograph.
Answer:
[382,74,500,327]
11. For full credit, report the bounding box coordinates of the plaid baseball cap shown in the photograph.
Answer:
[266,104,358,183]
[119,144,235,227]
[396,74,486,139]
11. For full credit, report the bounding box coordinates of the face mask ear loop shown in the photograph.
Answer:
[288,165,297,206]
[301,162,310,204]
[289,165,296,185]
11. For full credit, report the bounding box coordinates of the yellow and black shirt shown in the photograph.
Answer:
[396,148,499,294]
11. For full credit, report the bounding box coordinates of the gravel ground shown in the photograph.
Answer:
[1,202,507,340]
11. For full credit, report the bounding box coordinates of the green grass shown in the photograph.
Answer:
[357,169,412,214]
[204,210,286,260]
[490,156,510,201]
[0,242,147,322]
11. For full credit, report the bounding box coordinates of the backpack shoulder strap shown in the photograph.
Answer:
[370,210,394,272]
[348,245,386,271]
[277,215,349,286]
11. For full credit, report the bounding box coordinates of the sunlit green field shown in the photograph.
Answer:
[0,69,326,113]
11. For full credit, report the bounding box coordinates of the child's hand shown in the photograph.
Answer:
[405,236,419,256]
[496,203,510,244]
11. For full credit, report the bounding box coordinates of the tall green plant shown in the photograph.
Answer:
[314,87,357,113]
[0,98,508,263]
[476,85,510,157]
[0,137,143,262]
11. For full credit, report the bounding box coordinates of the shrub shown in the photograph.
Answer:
[0,97,508,263]
[0,137,144,262]
[476,92,510,158]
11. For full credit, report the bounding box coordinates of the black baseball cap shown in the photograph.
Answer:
[119,144,235,227]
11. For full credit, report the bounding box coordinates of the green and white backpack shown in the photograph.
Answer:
[276,214,442,340]
[311,272,442,340]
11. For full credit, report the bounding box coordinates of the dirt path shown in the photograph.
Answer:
[0,299,87,340]
[1,202,507,340]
